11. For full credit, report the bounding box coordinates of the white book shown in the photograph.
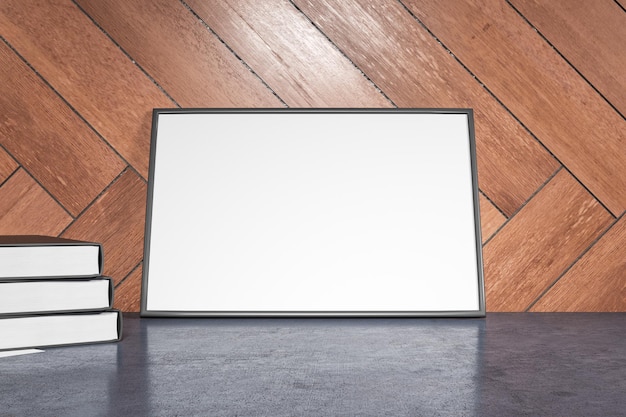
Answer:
[0,235,103,279]
[0,311,122,351]
[0,277,113,315]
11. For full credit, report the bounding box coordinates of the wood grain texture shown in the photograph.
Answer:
[113,263,142,312]
[483,170,613,311]
[0,0,174,179]
[75,0,282,108]
[62,170,146,284]
[185,0,390,107]
[292,0,558,216]
[509,0,626,115]
[0,41,126,216]
[403,0,626,215]
[0,169,71,235]
[0,147,18,184]
[530,216,626,312]
[479,194,506,243]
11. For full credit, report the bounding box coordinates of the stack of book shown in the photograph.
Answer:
[0,235,122,351]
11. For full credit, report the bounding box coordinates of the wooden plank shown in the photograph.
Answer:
[61,170,146,285]
[483,170,613,311]
[292,0,558,216]
[403,0,626,215]
[510,0,626,115]
[0,41,126,216]
[184,0,390,107]
[75,0,283,108]
[0,0,174,179]
[0,147,18,184]
[479,194,506,243]
[530,216,626,312]
[114,263,142,312]
[0,169,71,235]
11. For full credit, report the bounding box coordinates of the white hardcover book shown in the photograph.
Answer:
[0,277,113,315]
[0,311,122,351]
[0,236,103,279]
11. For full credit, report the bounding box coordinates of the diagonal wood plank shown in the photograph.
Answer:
[0,41,126,216]
[0,169,72,235]
[402,0,626,215]
[114,263,142,312]
[483,169,614,311]
[76,0,283,108]
[0,0,174,179]
[184,0,390,107]
[0,147,18,184]
[509,0,626,115]
[62,170,146,284]
[292,0,558,216]
[530,216,626,312]
[479,194,506,243]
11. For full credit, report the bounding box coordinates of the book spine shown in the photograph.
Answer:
[98,243,105,275]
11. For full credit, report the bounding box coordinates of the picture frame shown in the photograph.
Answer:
[141,109,485,317]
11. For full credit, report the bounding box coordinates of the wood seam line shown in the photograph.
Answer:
[524,211,625,312]
[56,166,132,237]
[480,189,508,220]
[179,0,289,108]
[505,0,625,121]
[0,144,19,186]
[395,0,620,218]
[0,35,144,184]
[0,163,20,189]
[560,167,616,218]
[482,166,562,247]
[288,0,397,108]
[115,261,143,289]
[70,0,181,108]
[0,165,73,220]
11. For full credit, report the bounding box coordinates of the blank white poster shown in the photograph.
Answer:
[142,110,484,316]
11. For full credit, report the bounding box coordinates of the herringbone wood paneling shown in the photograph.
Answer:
[530,215,626,312]
[113,263,142,312]
[0,0,175,179]
[0,0,624,312]
[185,0,391,107]
[0,40,126,215]
[76,0,283,108]
[483,169,614,311]
[509,0,626,115]
[61,170,147,286]
[0,169,72,235]
[403,0,626,216]
[479,194,505,243]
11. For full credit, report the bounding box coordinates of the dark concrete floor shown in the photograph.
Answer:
[1,313,625,417]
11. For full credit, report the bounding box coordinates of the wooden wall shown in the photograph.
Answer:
[0,0,624,312]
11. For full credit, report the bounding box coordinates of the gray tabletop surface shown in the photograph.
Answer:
[1,313,625,417]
